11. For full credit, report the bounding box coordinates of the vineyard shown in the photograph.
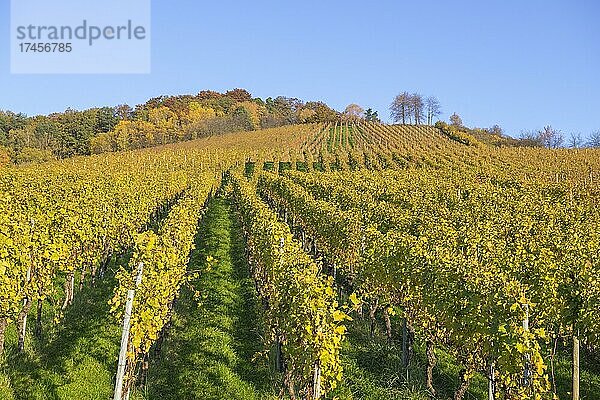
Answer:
[0,122,599,400]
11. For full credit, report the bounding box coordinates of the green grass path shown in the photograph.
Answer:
[0,269,123,400]
[141,196,275,400]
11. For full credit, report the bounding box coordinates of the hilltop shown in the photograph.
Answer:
[0,88,556,167]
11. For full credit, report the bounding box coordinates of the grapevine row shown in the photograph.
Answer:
[230,171,349,399]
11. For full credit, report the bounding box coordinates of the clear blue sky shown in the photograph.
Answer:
[1,0,598,138]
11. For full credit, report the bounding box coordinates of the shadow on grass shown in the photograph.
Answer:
[2,264,125,400]
[334,313,600,400]
[332,312,488,400]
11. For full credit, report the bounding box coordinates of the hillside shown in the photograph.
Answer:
[0,123,599,400]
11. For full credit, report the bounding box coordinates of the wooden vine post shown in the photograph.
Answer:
[487,360,495,400]
[114,262,144,400]
[573,327,579,400]
[275,237,285,374]
[522,303,531,387]
[313,361,322,399]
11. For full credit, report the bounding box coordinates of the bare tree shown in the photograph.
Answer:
[588,130,600,148]
[425,96,441,125]
[342,104,365,121]
[487,124,503,136]
[390,92,411,124]
[519,130,543,147]
[538,125,563,148]
[568,132,584,148]
[409,93,424,125]
[450,112,462,127]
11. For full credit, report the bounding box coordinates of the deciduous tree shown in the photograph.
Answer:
[537,125,563,149]
[114,104,133,120]
[450,113,463,127]
[342,104,365,121]
[568,133,583,149]
[587,130,600,148]
[0,111,27,144]
[225,88,253,103]
[409,93,424,125]
[149,107,179,144]
[302,101,339,123]
[297,108,317,123]
[90,133,115,154]
[196,90,222,101]
[390,92,411,124]
[486,124,503,136]
[425,96,441,125]
[234,101,264,130]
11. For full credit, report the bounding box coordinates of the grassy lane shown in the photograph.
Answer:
[334,314,600,400]
[0,264,125,400]
[333,317,487,400]
[142,196,275,400]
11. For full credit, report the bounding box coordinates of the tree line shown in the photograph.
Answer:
[520,126,600,149]
[0,89,341,165]
[388,91,600,149]
[2,89,598,166]
[390,92,442,125]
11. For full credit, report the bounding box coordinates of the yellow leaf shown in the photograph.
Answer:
[333,310,351,322]
[334,325,347,335]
